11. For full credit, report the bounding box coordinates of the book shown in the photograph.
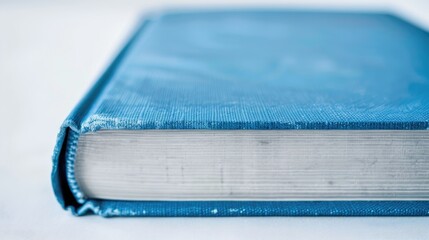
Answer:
[52,10,429,217]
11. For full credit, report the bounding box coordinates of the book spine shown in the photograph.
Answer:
[51,17,152,215]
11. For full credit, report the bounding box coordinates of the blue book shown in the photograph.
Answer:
[52,10,429,217]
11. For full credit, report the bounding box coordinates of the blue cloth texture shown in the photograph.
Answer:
[52,10,429,216]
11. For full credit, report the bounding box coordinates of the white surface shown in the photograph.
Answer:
[0,1,428,239]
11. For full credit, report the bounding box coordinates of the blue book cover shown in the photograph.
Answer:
[52,10,429,217]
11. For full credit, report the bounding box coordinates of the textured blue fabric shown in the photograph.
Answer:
[52,10,429,216]
[81,200,429,217]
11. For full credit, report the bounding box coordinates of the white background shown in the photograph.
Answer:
[1,0,429,239]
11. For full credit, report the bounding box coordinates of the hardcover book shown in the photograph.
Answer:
[52,10,429,217]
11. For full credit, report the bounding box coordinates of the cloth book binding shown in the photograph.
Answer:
[52,10,429,217]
